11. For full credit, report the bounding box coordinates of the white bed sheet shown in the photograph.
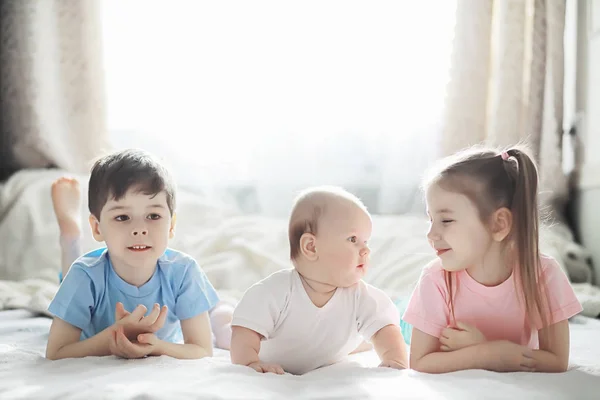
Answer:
[0,310,598,400]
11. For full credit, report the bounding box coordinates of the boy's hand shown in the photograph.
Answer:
[114,302,168,341]
[137,333,164,356]
[440,321,486,351]
[247,361,285,375]
[109,326,156,359]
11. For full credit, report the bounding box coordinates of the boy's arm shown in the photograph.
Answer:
[371,324,408,369]
[46,317,112,360]
[531,320,570,372]
[145,312,213,359]
[409,328,536,373]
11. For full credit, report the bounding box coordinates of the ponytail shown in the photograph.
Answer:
[505,148,549,329]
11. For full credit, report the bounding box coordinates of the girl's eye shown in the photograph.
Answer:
[147,213,161,220]
[115,215,129,222]
[348,236,357,243]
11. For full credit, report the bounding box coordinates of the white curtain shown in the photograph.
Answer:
[101,0,456,216]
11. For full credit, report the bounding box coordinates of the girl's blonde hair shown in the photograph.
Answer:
[424,144,549,330]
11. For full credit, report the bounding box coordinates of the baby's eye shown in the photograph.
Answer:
[147,213,161,220]
[115,215,130,222]
[348,236,357,243]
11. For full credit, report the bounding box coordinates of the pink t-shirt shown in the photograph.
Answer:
[402,255,583,349]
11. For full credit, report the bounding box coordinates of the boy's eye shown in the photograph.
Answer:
[115,215,130,222]
[348,236,357,243]
[147,213,161,220]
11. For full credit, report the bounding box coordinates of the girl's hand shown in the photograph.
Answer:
[486,340,536,372]
[440,321,486,351]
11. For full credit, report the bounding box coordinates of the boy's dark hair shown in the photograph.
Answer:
[88,149,176,219]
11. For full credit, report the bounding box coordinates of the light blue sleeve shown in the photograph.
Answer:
[174,260,220,320]
[47,265,95,331]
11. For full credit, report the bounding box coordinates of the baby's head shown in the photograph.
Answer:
[288,186,372,288]
[423,144,540,274]
[87,149,176,268]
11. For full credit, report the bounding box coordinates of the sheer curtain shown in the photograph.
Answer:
[101,0,456,216]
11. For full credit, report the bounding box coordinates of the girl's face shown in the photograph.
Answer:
[425,183,494,272]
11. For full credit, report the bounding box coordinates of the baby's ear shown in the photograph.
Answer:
[89,214,104,242]
[299,233,318,261]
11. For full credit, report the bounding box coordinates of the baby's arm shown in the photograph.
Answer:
[371,324,408,369]
[230,326,284,374]
[410,328,536,373]
[139,312,213,359]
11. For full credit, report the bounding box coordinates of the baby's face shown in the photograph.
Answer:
[89,188,175,271]
[313,202,372,288]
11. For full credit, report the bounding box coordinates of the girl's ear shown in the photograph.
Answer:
[299,233,318,261]
[490,207,512,242]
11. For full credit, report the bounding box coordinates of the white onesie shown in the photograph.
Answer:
[231,268,399,375]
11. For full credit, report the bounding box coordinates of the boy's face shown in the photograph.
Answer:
[89,188,175,271]
[304,202,372,288]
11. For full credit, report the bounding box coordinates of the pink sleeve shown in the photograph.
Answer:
[540,257,583,326]
[401,263,450,338]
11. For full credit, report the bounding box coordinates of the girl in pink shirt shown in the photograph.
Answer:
[403,145,582,373]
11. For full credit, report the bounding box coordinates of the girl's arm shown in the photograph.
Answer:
[531,320,570,372]
[409,328,536,373]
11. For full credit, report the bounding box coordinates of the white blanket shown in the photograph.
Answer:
[0,309,599,400]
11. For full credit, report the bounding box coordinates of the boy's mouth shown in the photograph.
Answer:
[128,245,152,252]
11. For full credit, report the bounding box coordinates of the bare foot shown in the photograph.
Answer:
[51,177,82,239]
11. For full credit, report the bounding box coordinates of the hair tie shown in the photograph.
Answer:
[500,151,509,161]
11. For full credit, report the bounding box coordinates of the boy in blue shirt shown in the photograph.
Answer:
[46,149,232,360]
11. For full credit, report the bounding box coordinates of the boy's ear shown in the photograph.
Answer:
[89,214,104,242]
[490,207,512,242]
[169,212,177,239]
[299,233,318,261]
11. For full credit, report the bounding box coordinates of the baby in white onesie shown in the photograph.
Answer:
[230,186,407,375]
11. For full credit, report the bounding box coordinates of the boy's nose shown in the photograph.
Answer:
[131,228,148,236]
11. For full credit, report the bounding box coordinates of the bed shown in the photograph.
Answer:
[1,309,599,399]
[1,169,599,399]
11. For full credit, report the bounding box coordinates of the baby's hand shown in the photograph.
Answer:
[440,321,486,351]
[379,359,407,370]
[114,302,168,341]
[247,361,285,375]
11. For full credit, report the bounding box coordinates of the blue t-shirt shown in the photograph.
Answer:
[48,248,219,343]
